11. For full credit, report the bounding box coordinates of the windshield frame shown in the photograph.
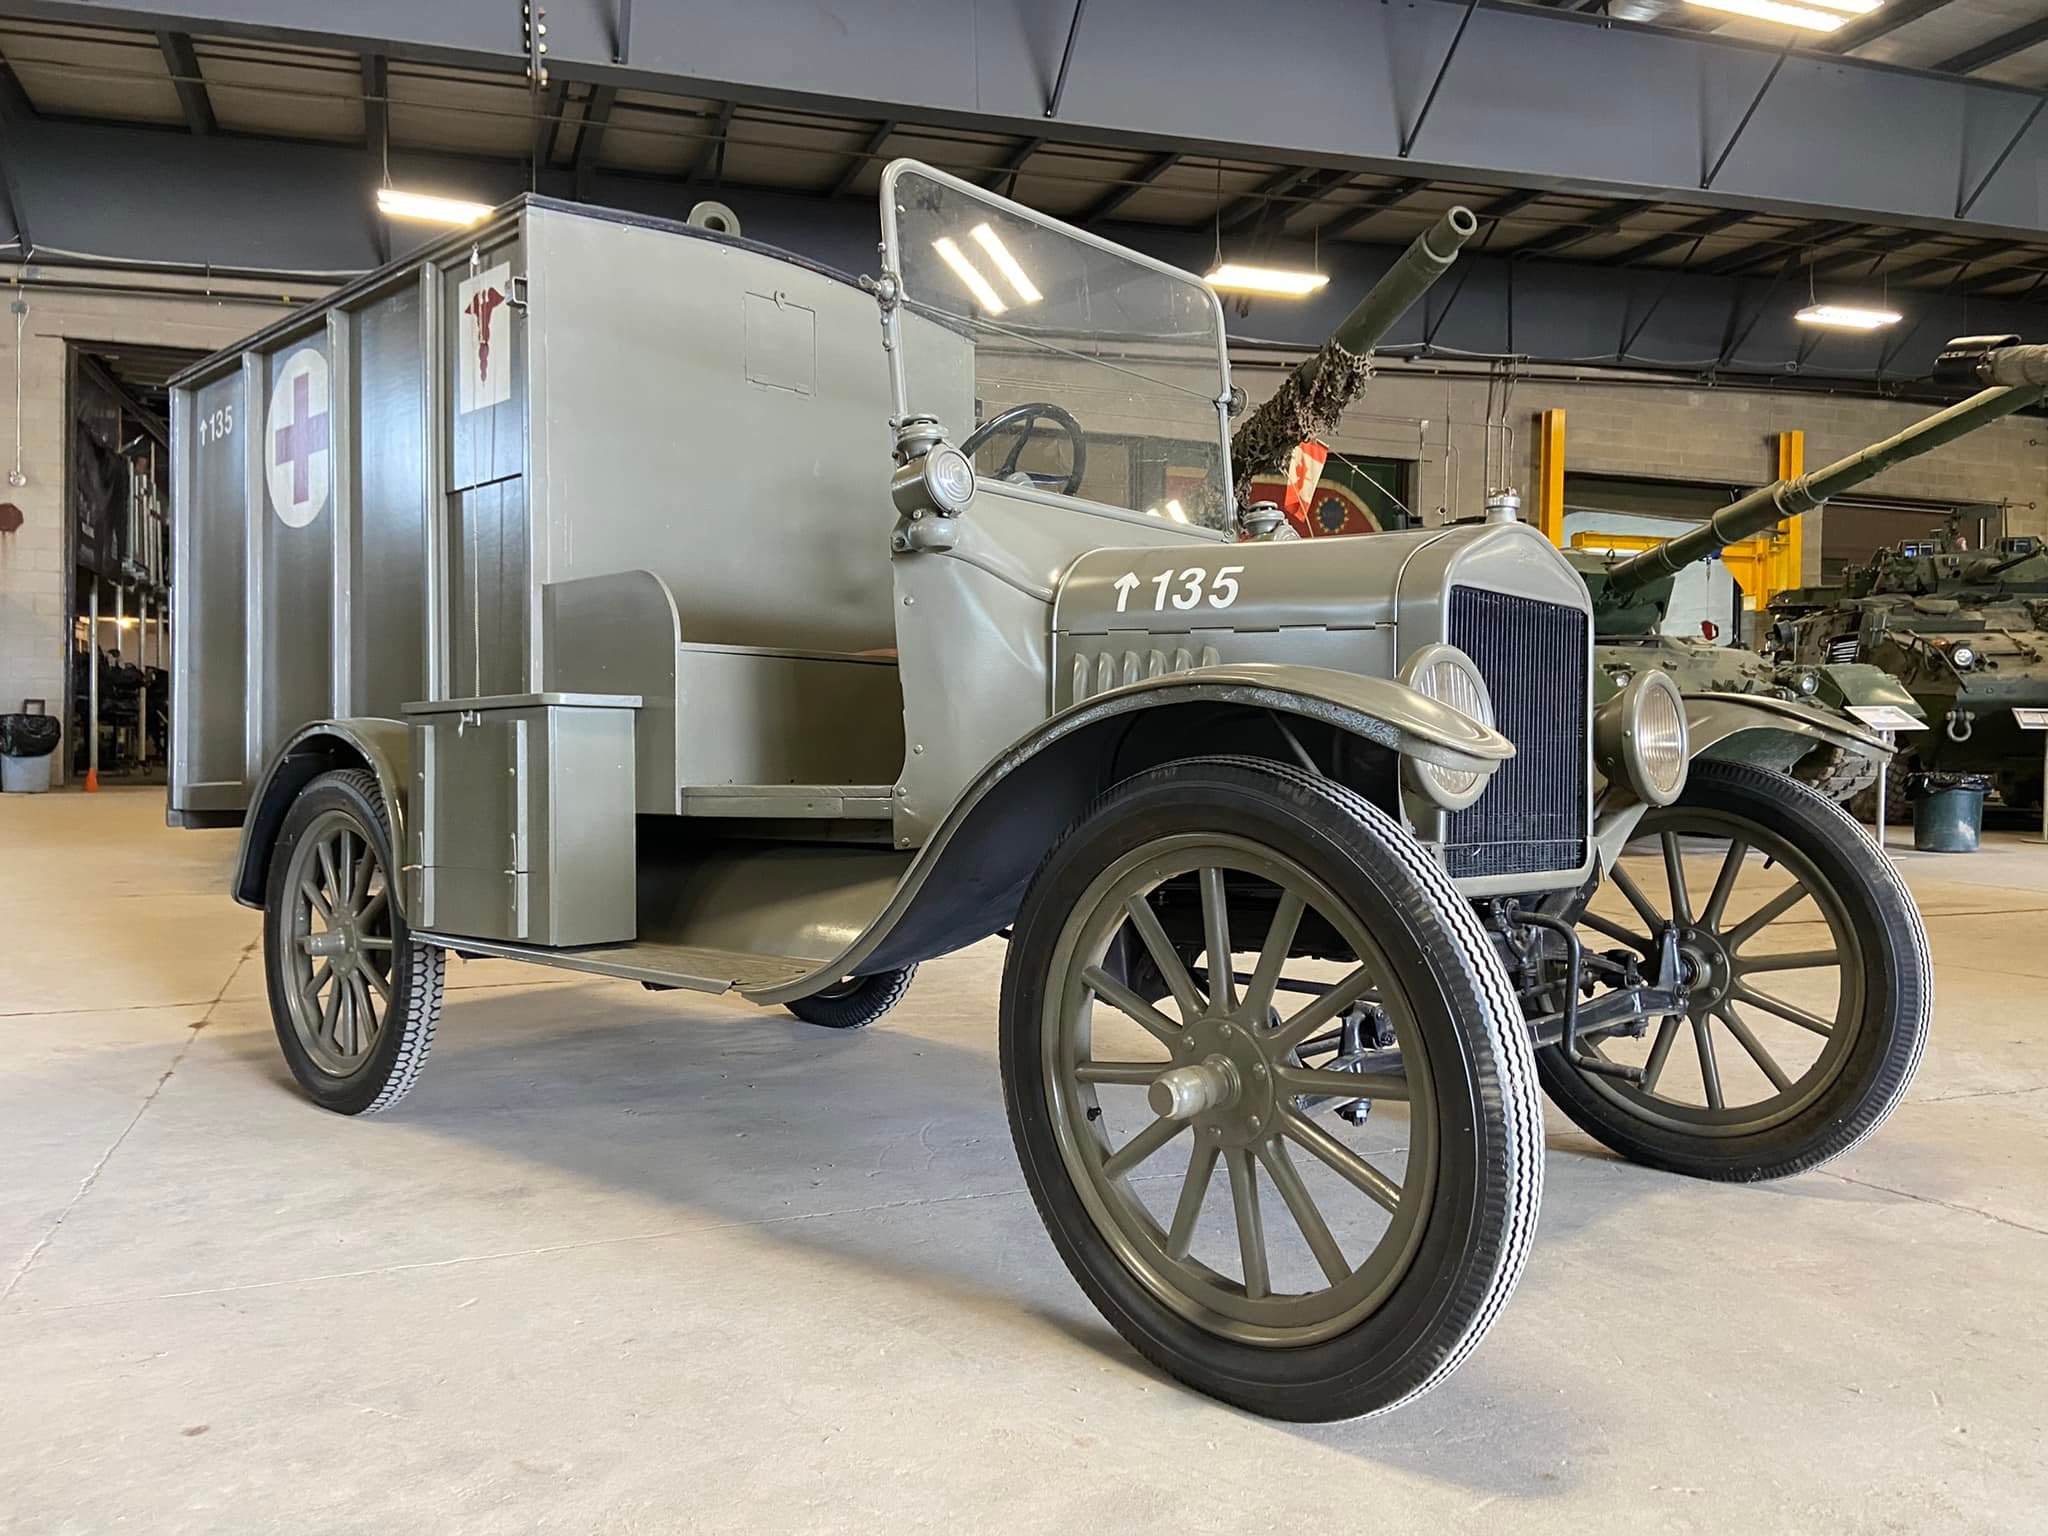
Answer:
[876,157,1236,518]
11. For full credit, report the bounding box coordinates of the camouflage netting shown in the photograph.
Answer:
[1229,339,1373,512]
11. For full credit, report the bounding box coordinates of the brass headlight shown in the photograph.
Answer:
[1596,670,1688,806]
[1399,643,1497,812]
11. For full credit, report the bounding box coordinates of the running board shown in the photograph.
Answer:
[413,933,815,994]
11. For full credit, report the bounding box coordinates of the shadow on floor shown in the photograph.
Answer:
[213,972,1843,1491]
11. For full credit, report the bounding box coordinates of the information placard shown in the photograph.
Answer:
[1846,705,1927,732]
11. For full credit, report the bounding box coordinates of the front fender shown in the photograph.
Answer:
[1684,691,1891,773]
[231,719,414,911]
[1090,662,1515,775]
[742,667,1509,1005]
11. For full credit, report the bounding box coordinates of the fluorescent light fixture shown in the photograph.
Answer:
[376,187,492,226]
[1204,263,1330,297]
[931,237,1007,314]
[969,223,1041,304]
[1682,0,1853,31]
[1164,499,1189,523]
[1795,303,1902,331]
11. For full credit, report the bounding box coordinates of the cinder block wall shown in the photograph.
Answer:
[1234,353,2048,580]
[0,271,303,775]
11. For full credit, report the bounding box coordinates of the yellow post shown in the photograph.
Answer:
[1536,408,1566,546]
[1773,429,1805,595]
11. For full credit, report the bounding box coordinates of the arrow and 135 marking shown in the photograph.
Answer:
[1111,564,1245,615]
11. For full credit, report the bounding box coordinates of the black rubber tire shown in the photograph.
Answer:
[262,768,444,1115]
[783,965,917,1029]
[1847,755,1913,824]
[1790,742,1875,806]
[1001,756,1543,1422]
[1536,760,1930,1182]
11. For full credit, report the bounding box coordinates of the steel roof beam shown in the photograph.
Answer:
[1818,0,1957,56]
[573,84,617,200]
[1936,17,2048,77]
[829,118,894,198]
[9,0,2048,238]
[1313,178,1428,241]
[984,135,1044,197]
[0,61,30,251]
[681,99,735,188]
[156,30,215,136]
[1079,150,1179,222]
[1700,219,1861,275]
[1514,197,1656,259]
[1213,165,1317,234]
[1607,207,1752,265]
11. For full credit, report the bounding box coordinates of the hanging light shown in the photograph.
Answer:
[1684,0,1879,30]
[1795,303,1902,330]
[376,187,493,226]
[1204,263,1330,297]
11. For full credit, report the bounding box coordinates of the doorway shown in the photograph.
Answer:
[64,342,204,787]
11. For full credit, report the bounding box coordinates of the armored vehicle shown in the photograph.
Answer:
[1771,534,2048,812]
[172,164,1938,1421]
[1223,254,1924,807]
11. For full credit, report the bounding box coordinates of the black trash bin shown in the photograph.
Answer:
[1907,771,1991,853]
[0,713,62,793]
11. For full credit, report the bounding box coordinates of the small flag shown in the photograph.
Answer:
[1280,441,1329,534]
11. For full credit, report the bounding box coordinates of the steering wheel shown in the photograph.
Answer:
[959,402,1088,498]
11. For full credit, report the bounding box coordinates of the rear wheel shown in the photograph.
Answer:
[1002,757,1541,1422]
[784,965,917,1029]
[262,769,443,1115]
[1536,761,1928,1181]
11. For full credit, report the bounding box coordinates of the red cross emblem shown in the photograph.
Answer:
[272,369,329,505]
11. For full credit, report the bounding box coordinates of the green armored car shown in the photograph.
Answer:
[172,164,1944,1421]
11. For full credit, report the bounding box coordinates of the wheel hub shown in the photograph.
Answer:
[1164,1015,1280,1149]
[1674,924,1733,1011]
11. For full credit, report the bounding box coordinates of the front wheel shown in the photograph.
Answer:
[1536,760,1929,1181]
[262,768,444,1115]
[1002,757,1542,1422]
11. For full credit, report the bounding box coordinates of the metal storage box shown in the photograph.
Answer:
[406,693,638,946]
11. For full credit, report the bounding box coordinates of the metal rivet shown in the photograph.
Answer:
[1247,1116,1262,1133]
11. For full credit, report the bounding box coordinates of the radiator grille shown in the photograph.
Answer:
[1826,635,1860,665]
[1444,587,1589,880]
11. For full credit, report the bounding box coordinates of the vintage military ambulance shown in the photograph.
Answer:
[171,163,1929,1420]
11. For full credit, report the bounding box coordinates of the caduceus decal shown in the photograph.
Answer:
[465,285,506,388]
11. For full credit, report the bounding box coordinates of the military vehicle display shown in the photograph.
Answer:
[1224,255,1933,809]
[1572,531,1920,808]
[171,164,1943,1422]
[1771,534,2048,813]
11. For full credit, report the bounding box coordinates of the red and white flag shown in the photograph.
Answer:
[1280,441,1329,534]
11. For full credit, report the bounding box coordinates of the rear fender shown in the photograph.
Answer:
[231,720,414,912]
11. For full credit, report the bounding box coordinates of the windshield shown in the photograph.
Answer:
[882,162,1232,528]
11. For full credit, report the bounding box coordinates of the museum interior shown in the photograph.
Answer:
[2,1,2044,1528]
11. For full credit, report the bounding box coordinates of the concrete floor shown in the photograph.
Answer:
[3,788,2045,1535]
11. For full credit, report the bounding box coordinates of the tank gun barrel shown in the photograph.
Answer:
[1312,205,1479,367]
[1606,360,2048,595]
[1229,206,1478,501]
